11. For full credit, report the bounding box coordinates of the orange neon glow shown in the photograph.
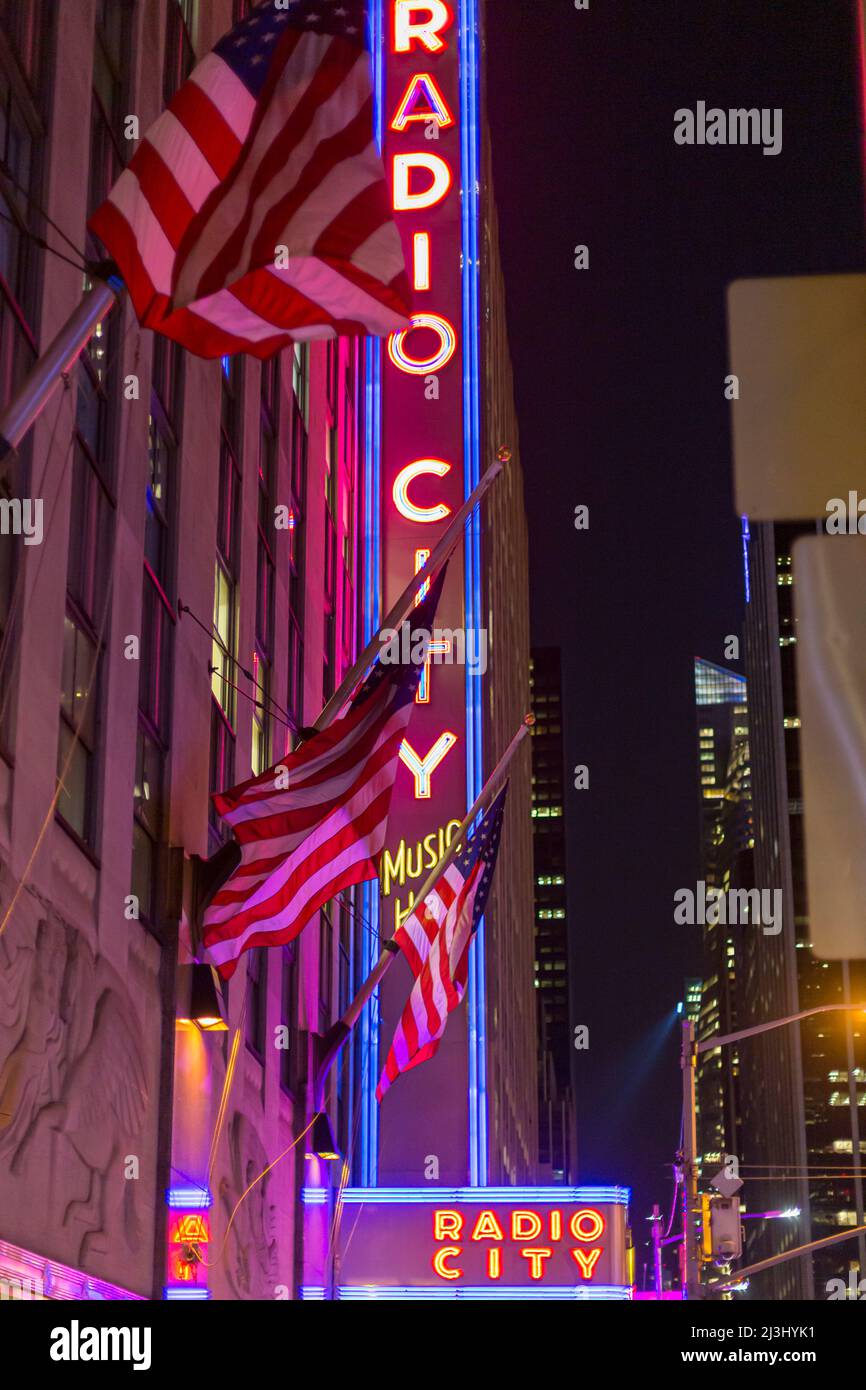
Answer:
[388,314,457,375]
[487,1247,502,1280]
[521,1247,553,1280]
[470,1210,505,1242]
[433,1209,463,1241]
[570,1208,606,1242]
[392,459,452,524]
[168,1251,198,1283]
[391,73,455,132]
[432,1246,463,1280]
[171,1214,210,1245]
[392,153,452,211]
[510,1210,543,1242]
[413,232,431,291]
[393,0,453,54]
[571,1247,603,1279]
[400,732,458,798]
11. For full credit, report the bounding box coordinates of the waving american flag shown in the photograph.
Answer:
[203,569,445,979]
[89,1,409,358]
[377,786,509,1101]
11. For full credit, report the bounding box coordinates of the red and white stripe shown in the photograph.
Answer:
[88,24,408,358]
[203,682,413,979]
[376,859,484,1101]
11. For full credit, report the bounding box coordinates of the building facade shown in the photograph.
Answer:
[529,648,576,1183]
[742,521,866,1301]
[692,657,750,1180]
[0,0,537,1301]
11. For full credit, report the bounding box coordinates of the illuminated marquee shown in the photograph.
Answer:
[164,1186,212,1300]
[305,1188,633,1298]
[365,0,486,1185]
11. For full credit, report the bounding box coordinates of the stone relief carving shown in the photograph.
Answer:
[219,1111,278,1300]
[0,915,149,1271]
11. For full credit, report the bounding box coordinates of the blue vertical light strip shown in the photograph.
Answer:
[360,0,385,1188]
[741,515,751,604]
[459,0,486,1186]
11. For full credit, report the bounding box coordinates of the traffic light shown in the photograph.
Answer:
[701,1194,743,1264]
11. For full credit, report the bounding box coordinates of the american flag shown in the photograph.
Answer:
[88,0,409,358]
[203,569,445,979]
[377,785,509,1101]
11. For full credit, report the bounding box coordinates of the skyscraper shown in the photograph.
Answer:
[742,521,866,1300]
[692,658,750,1177]
[529,648,576,1182]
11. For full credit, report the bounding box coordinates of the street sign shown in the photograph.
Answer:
[727,273,866,520]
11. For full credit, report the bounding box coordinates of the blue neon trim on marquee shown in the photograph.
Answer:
[360,0,386,1187]
[333,1285,633,1301]
[458,0,486,1190]
[362,0,485,1186]
[302,1185,631,1206]
[163,1286,212,1300]
[165,1186,213,1209]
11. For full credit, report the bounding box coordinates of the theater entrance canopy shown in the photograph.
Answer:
[301,1186,633,1300]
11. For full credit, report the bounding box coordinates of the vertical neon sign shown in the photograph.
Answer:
[363,0,484,1186]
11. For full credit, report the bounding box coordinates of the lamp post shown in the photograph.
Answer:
[682,1001,866,1299]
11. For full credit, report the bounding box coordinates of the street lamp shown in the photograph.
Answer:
[680,1002,866,1299]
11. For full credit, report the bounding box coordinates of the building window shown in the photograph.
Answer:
[210,358,242,836]
[90,0,133,218]
[0,65,40,411]
[253,359,277,774]
[319,905,333,1033]
[322,425,337,701]
[209,700,234,848]
[132,728,165,923]
[134,338,182,924]
[164,0,196,106]
[0,0,52,94]
[0,7,47,754]
[280,943,297,1094]
[286,344,308,734]
[246,947,267,1059]
[57,612,100,846]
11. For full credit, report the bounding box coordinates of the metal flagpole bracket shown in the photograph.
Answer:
[0,264,123,469]
[312,1022,353,1111]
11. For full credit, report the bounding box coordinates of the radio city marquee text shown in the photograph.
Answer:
[387,0,465,811]
[431,1207,610,1283]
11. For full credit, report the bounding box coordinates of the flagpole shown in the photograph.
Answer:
[312,712,534,1107]
[0,266,121,468]
[312,448,510,732]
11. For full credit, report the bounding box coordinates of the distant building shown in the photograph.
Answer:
[692,658,750,1177]
[529,648,576,1182]
[683,978,703,1027]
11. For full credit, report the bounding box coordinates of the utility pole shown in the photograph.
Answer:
[681,1017,703,1299]
[651,1203,663,1298]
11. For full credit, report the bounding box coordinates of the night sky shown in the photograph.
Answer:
[487,0,865,1260]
